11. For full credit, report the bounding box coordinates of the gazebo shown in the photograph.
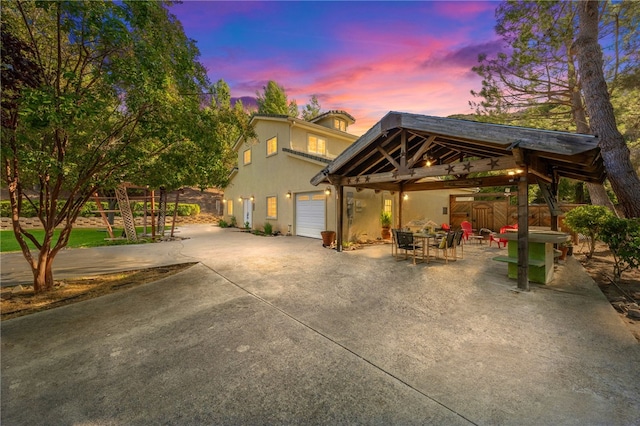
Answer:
[311,111,605,290]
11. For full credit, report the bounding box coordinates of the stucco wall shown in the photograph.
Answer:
[223,118,355,236]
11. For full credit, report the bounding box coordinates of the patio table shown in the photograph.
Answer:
[413,233,438,263]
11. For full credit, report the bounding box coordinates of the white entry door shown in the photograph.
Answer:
[243,199,253,228]
[296,192,326,238]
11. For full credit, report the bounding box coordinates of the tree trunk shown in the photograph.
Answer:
[574,1,640,218]
[568,51,617,213]
[32,236,55,293]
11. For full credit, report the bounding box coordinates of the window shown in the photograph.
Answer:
[308,135,326,155]
[384,199,392,214]
[266,136,277,156]
[334,118,346,132]
[227,200,234,216]
[243,148,251,165]
[267,196,277,218]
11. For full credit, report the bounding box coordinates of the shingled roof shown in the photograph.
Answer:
[311,111,605,191]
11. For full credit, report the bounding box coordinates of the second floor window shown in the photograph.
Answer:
[267,136,277,156]
[334,118,346,131]
[243,148,251,165]
[308,135,326,156]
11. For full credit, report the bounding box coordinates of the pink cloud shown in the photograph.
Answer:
[433,1,498,19]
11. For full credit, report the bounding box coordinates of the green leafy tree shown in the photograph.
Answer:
[256,80,298,117]
[471,0,640,212]
[564,205,615,258]
[1,1,213,292]
[142,79,254,190]
[600,217,640,282]
[301,95,322,121]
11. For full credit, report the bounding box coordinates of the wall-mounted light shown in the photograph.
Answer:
[324,187,331,195]
[403,193,409,201]
[238,197,242,202]
[504,187,512,198]
[286,191,292,198]
[250,195,254,201]
[222,198,227,203]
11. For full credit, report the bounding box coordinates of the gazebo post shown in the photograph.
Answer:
[517,168,529,290]
[398,185,404,229]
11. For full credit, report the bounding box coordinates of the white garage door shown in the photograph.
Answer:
[296,193,326,239]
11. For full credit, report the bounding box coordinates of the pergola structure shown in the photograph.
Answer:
[311,112,605,290]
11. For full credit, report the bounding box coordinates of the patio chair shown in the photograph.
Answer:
[453,229,465,259]
[430,231,457,263]
[391,228,400,257]
[489,225,516,248]
[460,221,473,242]
[395,230,423,263]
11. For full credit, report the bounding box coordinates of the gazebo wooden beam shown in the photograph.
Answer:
[340,155,518,186]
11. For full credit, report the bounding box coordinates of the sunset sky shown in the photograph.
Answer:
[172,1,502,135]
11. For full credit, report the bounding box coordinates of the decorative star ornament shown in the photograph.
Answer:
[463,162,472,172]
[446,164,455,174]
[488,158,499,169]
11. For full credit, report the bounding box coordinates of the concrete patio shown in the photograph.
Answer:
[2,225,639,425]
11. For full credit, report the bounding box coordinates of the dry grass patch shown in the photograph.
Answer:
[1,263,197,320]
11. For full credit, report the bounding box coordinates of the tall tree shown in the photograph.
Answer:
[139,79,253,191]
[471,0,639,210]
[256,80,298,117]
[301,94,322,121]
[1,1,216,292]
[574,1,640,217]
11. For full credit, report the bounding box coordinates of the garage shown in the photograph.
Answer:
[295,192,326,238]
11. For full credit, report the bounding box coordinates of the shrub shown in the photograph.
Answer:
[564,205,614,258]
[229,216,237,227]
[600,217,640,283]
[218,219,228,228]
[264,222,273,236]
[1,200,200,218]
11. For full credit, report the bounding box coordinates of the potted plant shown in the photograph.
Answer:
[380,211,392,240]
[559,240,573,260]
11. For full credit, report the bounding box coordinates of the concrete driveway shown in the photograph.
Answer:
[2,225,639,425]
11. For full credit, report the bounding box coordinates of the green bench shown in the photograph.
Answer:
[492,256,546,267]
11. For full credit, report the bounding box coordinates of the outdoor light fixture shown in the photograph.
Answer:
[222,198,227,203]
[504,187,511,197]
[508,169,524,176]
[403,194,409,201]
[238,197,242,202]
[324,187,331,195]
[250,195,254,201]
[286,191,292,198]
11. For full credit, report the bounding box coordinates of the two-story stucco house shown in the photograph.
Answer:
[223,110,456,241]
[222,111,358,238]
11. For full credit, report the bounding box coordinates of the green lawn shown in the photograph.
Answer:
[0,228,148,253]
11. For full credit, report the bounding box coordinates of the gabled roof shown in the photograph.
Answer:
[311,111,605,191]
[310,110,356,125]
